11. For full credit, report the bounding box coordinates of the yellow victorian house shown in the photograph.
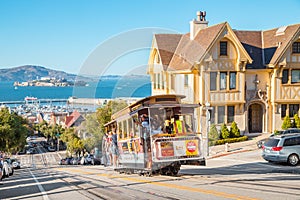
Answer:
[148,11,300,135]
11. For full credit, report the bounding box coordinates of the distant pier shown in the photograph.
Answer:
[0,98,68,105]
[1,97,142,106]
[67,97,142,106]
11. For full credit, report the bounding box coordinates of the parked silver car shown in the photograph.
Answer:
[258,129,300,148]
[262,133,300,166]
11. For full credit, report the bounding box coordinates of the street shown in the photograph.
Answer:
[1,149,300,200]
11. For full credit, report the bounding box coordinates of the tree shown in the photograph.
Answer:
[294,114,300,128]
[209,124,219,141]
[0,108,29,153]
[35,120,49,137]
[96,100,128,133]
[282,115,292,130]
[230,121,240,138]
[81,113,103,150]
[220,123,230,139]
[60,127,84,156]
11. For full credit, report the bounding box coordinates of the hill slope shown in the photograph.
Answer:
[0,65,79,82]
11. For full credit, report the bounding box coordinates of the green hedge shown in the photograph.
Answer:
[209,135,248,146]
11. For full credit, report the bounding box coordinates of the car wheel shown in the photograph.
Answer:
[287,154,299,166]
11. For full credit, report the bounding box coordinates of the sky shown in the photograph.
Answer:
[1,0,300,76]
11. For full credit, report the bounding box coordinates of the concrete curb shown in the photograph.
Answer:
[207,149,253,159]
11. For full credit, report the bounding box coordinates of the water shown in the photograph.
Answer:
[0,76,151,101]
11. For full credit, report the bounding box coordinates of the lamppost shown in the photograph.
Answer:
[56,133,60,152]
[203,102,213,157]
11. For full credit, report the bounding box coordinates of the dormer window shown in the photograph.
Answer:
[292,42,300,53]
[220,41,228,56]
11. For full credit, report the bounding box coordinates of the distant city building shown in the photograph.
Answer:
[148,11,300,134]
[65,110,85,128]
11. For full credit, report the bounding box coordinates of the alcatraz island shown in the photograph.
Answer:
[13,76,88,87]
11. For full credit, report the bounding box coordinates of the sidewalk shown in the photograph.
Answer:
[207,133,270,159]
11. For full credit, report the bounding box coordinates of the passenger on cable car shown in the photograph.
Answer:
[164,119,173,134]
[150,115,163,135]
[171,115,192,134]
[140,114,149,129]
[111,129,119,168]
[139,114,152,169]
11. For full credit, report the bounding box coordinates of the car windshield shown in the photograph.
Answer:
[264,138,280,147]
[290,129,300,133]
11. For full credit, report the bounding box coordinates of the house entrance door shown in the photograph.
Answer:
[248,104,263,133]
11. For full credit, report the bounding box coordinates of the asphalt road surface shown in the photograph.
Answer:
[1,149,299,200]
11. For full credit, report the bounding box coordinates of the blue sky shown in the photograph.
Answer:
[1,0,300,76]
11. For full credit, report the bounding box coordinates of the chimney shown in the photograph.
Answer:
[190,11,209,40]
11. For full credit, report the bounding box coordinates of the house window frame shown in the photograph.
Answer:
[220,41,228,56]
[289,104,299,118]
[210,72,217,91]
[282,69,289,84]
[292,42,300,54]
[220,72,227,90]
[227,106,235,123]
[291,69,300,84]
[281,104,287,118]
[184,74,189,87]
[217,106,225,124]
[216,106,235,124]
[229,72,236,89]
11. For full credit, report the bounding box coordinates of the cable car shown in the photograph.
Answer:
[104,94,205,176]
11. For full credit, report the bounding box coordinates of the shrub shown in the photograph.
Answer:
[220,123,230,139]
[281,115,292,130]
[294,114,300,128]
[209,124,219,141]
[230,121,240,138]
[214,136,248,145]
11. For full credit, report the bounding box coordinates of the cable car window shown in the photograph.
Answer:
[128,118,134,137]
[123,120,128,138]
[132,114,140,137]
[182,114,193,132]
[118,122,122,139]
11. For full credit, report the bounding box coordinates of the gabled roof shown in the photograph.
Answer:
[168,23,226,71]
[264,24,300,66]
[234,30,264,69]
[65,110,83,128]
[154,34,182,69]
[153,20,300,71]
[235,24,300,68]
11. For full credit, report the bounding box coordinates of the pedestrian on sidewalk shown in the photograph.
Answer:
[0,155,4,185]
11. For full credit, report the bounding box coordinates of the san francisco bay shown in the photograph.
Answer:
[0,76,151,102]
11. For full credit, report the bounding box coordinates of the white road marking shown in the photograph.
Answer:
[29,169,49,200]
[214,157,286,169]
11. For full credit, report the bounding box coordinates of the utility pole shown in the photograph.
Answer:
[204,102,213,157]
